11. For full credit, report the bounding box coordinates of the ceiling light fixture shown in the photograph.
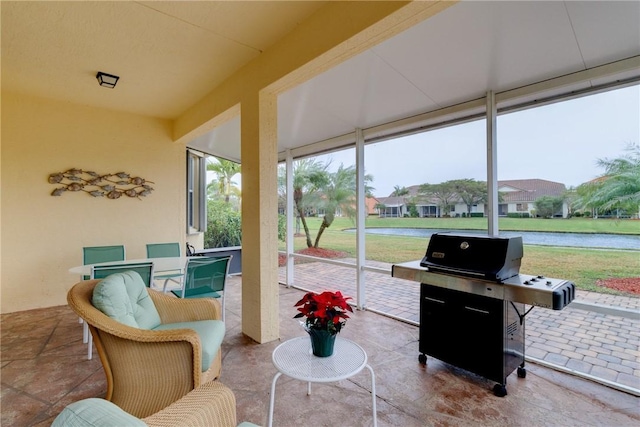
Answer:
[96,71,119,88]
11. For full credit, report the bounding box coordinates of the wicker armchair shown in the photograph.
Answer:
[67,279,224,418]
[52,380,260,427]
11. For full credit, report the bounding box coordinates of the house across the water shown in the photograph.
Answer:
[376,179,569,218]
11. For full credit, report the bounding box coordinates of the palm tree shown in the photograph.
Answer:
[313,164,373,248]
[392,185,409,197]
[278,159,329,248]
[389,185,410,217]
[207,158,241,204]
[575,143,640,217]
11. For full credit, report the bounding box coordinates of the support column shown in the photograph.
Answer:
[355,128,366,309]
[240,90,279,343]
[285,149,294,287]
[486,91,499,236]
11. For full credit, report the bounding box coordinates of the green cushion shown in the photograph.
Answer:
[153,320,225,372]
[51,398,146,427]
[92,271,161,329]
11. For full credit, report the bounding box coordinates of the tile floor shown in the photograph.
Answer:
[2,277,639,426]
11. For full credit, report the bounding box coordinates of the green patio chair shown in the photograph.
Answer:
[172,256,232,322]
[146,242,183,293]
[91,262,155,288]
[82,245,126,280]
[81,245,125,359]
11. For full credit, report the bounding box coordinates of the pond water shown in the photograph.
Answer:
[346,228,640,250]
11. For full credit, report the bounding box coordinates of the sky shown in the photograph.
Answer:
[316,85,640,198]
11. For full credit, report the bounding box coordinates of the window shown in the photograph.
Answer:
[516,203,528,212]
[187,150,206,233]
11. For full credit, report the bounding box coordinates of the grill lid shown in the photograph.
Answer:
[420,232,523,282]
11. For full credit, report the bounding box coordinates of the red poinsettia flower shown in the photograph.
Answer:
[294,290,354,334]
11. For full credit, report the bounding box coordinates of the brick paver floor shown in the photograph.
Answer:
[279,259,640,392]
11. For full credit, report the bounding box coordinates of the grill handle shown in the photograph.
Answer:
[464,306,491,315]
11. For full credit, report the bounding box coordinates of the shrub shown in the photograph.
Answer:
[535,195,564,218]
[205,203,285,248]
[470,212,484,218]
[204,201,241,248]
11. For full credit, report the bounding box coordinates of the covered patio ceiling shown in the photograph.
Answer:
[3,1,639,162]
[190,1,640,162]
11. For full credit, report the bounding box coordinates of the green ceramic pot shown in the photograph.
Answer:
[307,328,337,357]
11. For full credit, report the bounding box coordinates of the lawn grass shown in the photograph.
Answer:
[280,217,640,295]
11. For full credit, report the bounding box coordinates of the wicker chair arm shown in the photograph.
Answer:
[149,289,222,324]
[142,381,238,427]
[96,329,203,416]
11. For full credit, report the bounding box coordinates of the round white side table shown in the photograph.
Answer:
[267,336,377,427]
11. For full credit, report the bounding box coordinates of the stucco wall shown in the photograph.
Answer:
[1,92,186,313]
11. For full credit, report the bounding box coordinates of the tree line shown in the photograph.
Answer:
[204,143,638,248]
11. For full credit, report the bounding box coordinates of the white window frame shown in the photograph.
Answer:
[187,149,207,234]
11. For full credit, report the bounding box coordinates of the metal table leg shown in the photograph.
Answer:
[267,372,282,427]
[365,364,377,427]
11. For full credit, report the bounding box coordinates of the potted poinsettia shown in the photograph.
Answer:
[294,290,353,357]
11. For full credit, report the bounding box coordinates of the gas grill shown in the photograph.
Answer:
[391,232,575,396]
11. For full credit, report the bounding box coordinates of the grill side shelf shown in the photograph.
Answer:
[502,275,576,310]
[553,282,576,310]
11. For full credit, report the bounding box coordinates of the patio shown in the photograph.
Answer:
[281,259,640,392]
[2,276,639,426]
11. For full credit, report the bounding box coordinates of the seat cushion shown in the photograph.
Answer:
[92,271,161,329]
[153,320,225,372]
[51,397,146,427]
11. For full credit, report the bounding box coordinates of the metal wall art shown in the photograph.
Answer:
[48,168,154,199]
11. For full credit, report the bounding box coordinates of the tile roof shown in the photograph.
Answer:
[498,179,567,203]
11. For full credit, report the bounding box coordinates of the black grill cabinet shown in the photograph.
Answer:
[419,283,525,396]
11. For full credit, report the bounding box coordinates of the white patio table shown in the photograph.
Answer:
[68,256,197,279]
[268,336,377,427]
